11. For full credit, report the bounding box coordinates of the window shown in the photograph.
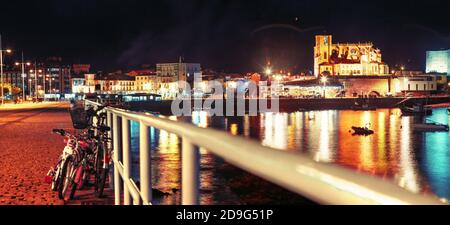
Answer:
[408,84,410,90]
[431,84,434,89]
[416,84,418,90]
[424,84,426,90]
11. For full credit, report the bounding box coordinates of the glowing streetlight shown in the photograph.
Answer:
[15,52,31,101]
[265,68,272,76]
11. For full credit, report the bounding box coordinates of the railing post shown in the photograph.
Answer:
[112,113,121,205]
[182,137,200,205]
[140,121,152,205]
[122,117,132,205]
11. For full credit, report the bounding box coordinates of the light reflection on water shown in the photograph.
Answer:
[129,108,450,204]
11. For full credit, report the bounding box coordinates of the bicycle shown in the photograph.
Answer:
[89,110,112,198]
[49,129,88,200]
[47,101,112,200]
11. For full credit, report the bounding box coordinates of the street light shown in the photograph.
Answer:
[321,76,328,98]
[31,62,42,102]
[15,52,31,102]
[265,68,272,76]
[28,78,32,97]
[0,34,13,104]
[39,72,45,96]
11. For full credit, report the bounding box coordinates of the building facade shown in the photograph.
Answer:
[314,35,389,76]
[45,57,72,94]
[156,62,201,82]
[135,73,158,92]
[71,74,96,94]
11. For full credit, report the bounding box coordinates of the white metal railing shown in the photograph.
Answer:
[85,100,446,205]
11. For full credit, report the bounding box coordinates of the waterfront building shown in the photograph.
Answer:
[156,58,201,82]
[281,74,441,98]
[71,73,96,94]
[314,35,389,76]
[426,49,450,75]
[107,73,136,94]
[393,75,439,95]
[392,70,423,76]
[156,75,178,99]
[283,79,343,98]
[135,72,158,92]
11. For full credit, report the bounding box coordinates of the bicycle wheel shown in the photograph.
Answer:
[79,155,93,190]
[51,163,62,191]
[69,164,87,200]
[58,156,76,200]
[79,167,90,190]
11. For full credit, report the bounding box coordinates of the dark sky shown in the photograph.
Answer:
[1,0,449,73]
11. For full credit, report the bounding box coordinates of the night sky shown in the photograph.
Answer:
[1,0,449,73]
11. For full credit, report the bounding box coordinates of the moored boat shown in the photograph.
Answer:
[400,104,432,116]
[351,126,374,135]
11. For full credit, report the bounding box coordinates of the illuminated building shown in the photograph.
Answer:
[71,73,96,94]
[394,75,439,93]
[426,50,450,75]
[44,57,72,94]
[135,73,158,92]
[314,35,389,76]
[156,58,201,82]
[92,72,135,94]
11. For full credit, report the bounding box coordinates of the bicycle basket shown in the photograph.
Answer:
[69,106,91,129]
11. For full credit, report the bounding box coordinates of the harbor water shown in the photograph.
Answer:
[128,107,450,204]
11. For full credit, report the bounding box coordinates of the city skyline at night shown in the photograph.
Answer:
[0,0,449,72]
[1,0,450,218]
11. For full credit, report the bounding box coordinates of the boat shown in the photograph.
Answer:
[448,108,450,115]
[413,119,449,132]
[399,104,432,116]
[351,126,374,135]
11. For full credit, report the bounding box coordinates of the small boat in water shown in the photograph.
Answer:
[448,108,450,115]
[413,119,449,132]
[351,126,374,135]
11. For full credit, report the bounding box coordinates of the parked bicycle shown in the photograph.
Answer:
[46,101,112,201]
